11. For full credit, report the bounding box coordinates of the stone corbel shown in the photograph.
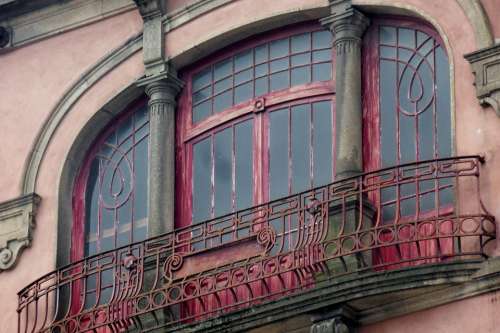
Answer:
[465,44,500,117]
[310,306,357,333]
[0,193,41,272]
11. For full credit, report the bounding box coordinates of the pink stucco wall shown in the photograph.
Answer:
[1,0,500,332]
[360,291,500,333]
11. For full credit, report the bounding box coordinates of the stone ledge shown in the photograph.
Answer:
[0,193,40,272]
[152,260,492,333]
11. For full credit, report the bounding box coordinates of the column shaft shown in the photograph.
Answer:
[144,78,182,236]
[323,6,369,179]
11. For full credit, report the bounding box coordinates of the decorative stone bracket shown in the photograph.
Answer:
[0,193,40,272]
[310,306,356,333]
[465,43,500,116]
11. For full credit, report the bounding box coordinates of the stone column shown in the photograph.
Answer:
[139,74,183,236]
[321,1,369,179]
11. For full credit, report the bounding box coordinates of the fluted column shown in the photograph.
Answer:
[140,74,183,236]
[321,1,369,179]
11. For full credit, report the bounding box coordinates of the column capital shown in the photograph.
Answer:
[320,1,370,42]
[137,71,184,105]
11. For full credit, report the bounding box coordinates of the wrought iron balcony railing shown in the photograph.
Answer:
[18,156,496,333]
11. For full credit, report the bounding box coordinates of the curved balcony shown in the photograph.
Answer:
[18,156,496,333]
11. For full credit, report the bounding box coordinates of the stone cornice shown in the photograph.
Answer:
[0,0,135,50]
[0,193,40,272]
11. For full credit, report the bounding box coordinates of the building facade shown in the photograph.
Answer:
[1,0,500,332]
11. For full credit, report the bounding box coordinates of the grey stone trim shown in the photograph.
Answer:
[321,0,369,180]
[0,0,135,50]
[161,261,491,332]
[0,193,40,272]
[465,43,500,116]
[310,307,356,333]
[21,32,143,195]
[456,0,494,49]
[137,72,184,236]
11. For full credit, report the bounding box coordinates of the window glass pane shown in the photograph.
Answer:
[235,81,253,105]
[312,63,331,81]
[193,138,212,222]
[193,86,211,104]
[380,60,397,167]
[214,77,232,94]
[255,44,268,64]
[193,100,212,123]
[255,77,268,97]
[270,38,288,59]
[291,66,310,86]
[398,28,415,49]
[380,46,396,59]
[235,50,253,71]
[214,128,233,216]
[291,104,310,193]
[436,46,451,157]
[291,53,310,67]
[255,63,268,78]
[235,120,253,210]
[133,137,148,220]
[214,90,233,113]
[270,71,289,92]
[235,68,253,85]
[85,159,100,235]
[313,101,332,187]
[399,114,415,163]
[214,59,232,80]
[269,108,289,199]
[270,58,289,73]
[193,67,212,91]
[380,26,397,45]
[312,49,331,63]
[291,33,310,53]
[312,31,332,49]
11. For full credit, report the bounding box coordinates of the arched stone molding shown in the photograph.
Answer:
[456,0,494,49]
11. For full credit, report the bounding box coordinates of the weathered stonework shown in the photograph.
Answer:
[321,0,369,180]
[465,43,500,116]
[0,193,40,272]
[134,0,167,76]
[137,72,184,236]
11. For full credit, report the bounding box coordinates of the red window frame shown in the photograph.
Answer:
[176,22,336,229]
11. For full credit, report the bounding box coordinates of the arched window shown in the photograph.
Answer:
[363,17,452,266]
[72,100,149,306]
[177,22,336,229]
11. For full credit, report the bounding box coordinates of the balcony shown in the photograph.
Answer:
[18,156,496,333]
